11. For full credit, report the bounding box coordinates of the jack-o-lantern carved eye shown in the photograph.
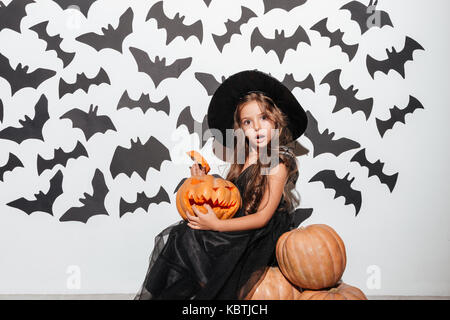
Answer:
[176,151,242,220]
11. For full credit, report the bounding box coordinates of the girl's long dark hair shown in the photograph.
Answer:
[225,92,301,215]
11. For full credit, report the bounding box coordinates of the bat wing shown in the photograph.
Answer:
[0,0,34,32]
[120,186,171,217]
[263,0,307,13]
[37,141,88,175]
[176,106,209,146]
[340,1,370,34]
[0,153,24,181]
[55,0,96,17]
[195,72,223,96]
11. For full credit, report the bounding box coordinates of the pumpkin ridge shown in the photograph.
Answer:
[314,227,337,288]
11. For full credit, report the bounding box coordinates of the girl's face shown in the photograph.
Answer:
[239,100,276,149]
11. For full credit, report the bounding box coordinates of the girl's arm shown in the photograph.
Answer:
[187,163,289,232]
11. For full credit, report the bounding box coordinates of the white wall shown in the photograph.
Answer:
[0,0,448,296]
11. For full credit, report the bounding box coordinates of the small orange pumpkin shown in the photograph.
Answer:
[245,267,303,300]
[176,151,241,220]
[299,281,368,300]
[276,224,347,290]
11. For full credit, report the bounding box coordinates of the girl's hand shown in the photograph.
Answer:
[190,160,206,177]
[186,204,220,231]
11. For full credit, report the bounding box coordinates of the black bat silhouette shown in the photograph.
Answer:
[0,94,49,144]
[0,52,56,96]
[309,169,362,216]
[350,148,398,192]
[290,207,313,229]
[29,20,75,68]
[37,141,88,175]
[59,169,109,223]
[195,72,225,96]
[76,7,133,53]
[110,136,171,180]
[59,67,110,98]
[7,170,63,216]
[212,6,257,52]
[366,36,424,79]
[304,110,360,158]
[321,69,373,120]
[0,153,24,181]
[263,0,307,13]
[146,1,203,45]
[341,0,393,34]
[120,186,171,217]
[117,90,170,116]
[250,25,311,63]
[376,95,424,138]
[0,0,34,33]
[176,106,209,149]
[281,73,315,92]
[60,104,116,141]
[129,46,192,88]
[54,0,98,17]
[311,18,359,61]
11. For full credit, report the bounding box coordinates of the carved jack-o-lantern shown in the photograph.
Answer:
[176,151,242,220]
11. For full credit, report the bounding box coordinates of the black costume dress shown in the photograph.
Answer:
[134,162,302,300]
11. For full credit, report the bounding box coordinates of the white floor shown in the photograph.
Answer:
[0,294,449,300]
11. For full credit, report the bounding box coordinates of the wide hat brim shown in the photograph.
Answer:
[207,69,308,147]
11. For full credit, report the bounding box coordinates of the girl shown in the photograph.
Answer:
[134,70,308,300]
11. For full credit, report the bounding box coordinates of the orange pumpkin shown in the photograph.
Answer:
[299,281,368,300]
[245,267,303,300]
[276,224,347,290]
[176,151,241,220]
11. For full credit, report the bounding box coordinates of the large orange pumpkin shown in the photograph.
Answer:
[245,267,303,300]
[176,151,241,220]
[299,281,367,300]
[276,224,347,290]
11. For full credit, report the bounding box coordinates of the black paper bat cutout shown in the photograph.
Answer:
[263,0,307,13]
[212,6,257,52]
[309,169,362,216]
[37,141,88,175]
[0,0,34,33]
[117,90,170,116]
[110,136,171,180]
[0,94,49,144]
[350,148,398,192]
[29,20,75,68]
[146,1,203,45]
[304,110,360,158]
[250,25,311,63]
[60,104,116,141]
[120,186,171,217]
[176,106,209,149]
[59,68,110,98]
[366,36,424,79]
[59,169,109,223]
[376,95,424,138]
[76,7,133,53]
[54,0,98,17]
[290,207,313,229]
[0,52,56,96]
[0,153,24,181]
[311,18,359,61]
[195,72,225,96]
[340,0,393,35]
[7,170,63,216]
[281,73,315,92]
[321,69,373,120]
[129,46,192,88]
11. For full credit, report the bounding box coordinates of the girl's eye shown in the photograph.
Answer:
[261,115,267,120]
[243,120,250,125]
